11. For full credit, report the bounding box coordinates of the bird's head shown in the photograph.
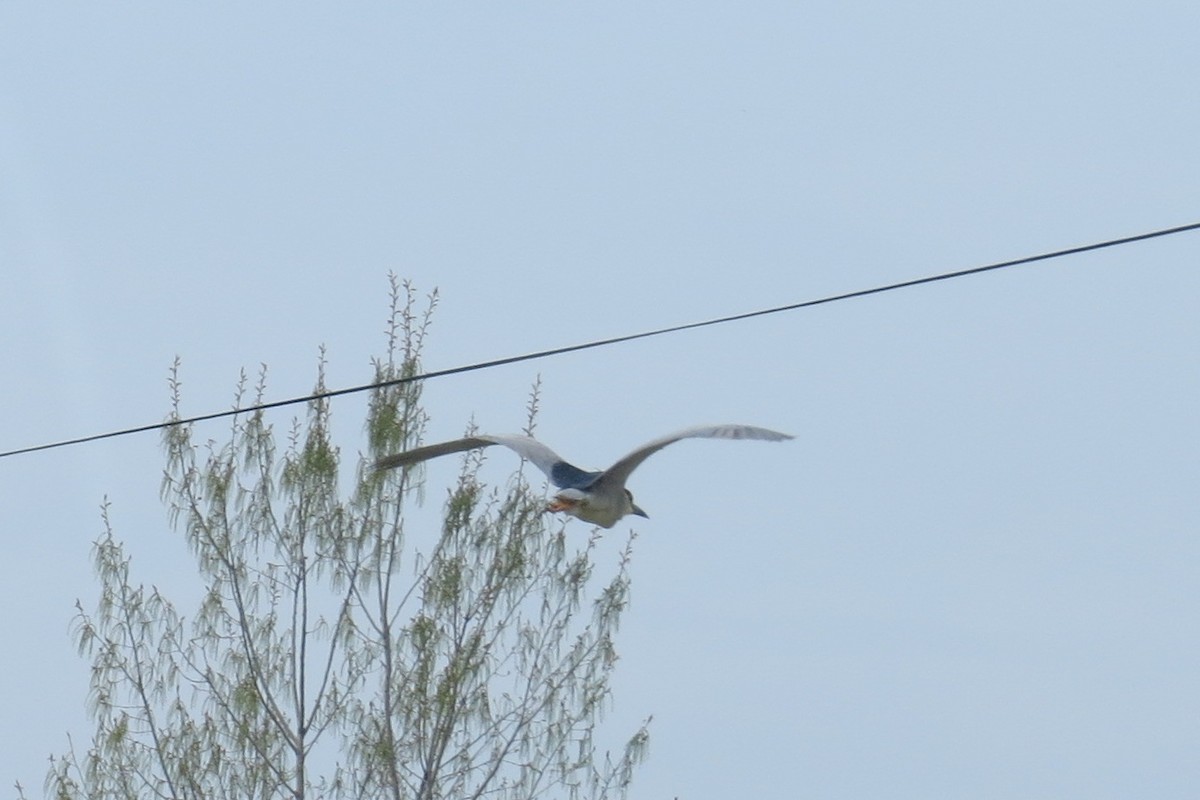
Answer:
[625,489,649,519]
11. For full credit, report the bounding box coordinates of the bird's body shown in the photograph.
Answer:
[375,424,793,528]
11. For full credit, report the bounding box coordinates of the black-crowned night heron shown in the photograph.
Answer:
[374,423,793,528]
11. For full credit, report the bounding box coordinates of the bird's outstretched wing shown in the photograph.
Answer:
[375,433,594,488]
[374,436,497,471]
[595,424,793,489]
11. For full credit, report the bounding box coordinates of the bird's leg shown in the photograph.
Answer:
[545,496,579,515]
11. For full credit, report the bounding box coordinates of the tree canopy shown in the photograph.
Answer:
[28,279,647,800]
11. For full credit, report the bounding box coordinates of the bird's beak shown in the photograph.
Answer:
[631,504,649,519]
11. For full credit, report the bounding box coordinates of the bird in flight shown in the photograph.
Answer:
[375,424,793,528]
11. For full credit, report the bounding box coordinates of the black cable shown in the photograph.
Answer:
[3,220,1198,461]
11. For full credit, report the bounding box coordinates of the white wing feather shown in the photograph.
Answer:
[376,424,792,495]
[473,434,567,479]
[374,433,568,482]
[598,424,793,488]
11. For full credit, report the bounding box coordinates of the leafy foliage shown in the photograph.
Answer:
[31,278,648,800]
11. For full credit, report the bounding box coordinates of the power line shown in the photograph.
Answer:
[3,220,1199,462]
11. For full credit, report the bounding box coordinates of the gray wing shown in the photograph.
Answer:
[374,436,497,471]
[594,424,794,490]
[375,433,575,484]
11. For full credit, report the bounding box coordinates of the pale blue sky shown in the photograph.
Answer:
[2,3,1199,798]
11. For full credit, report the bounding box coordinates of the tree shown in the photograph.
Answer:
[28,278,648,800]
